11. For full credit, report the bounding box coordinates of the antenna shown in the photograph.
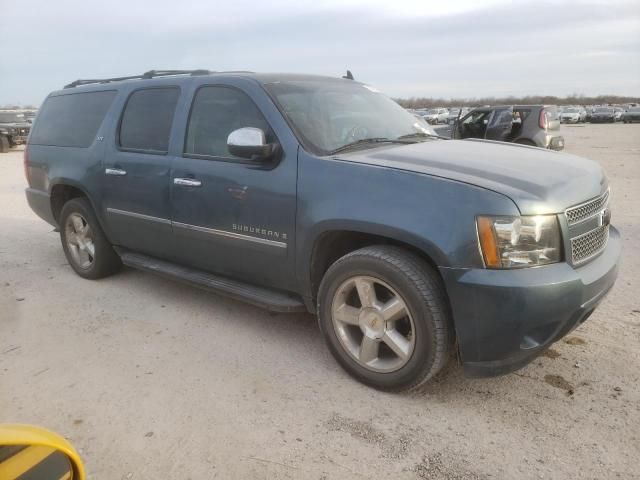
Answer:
[342,70,354,80]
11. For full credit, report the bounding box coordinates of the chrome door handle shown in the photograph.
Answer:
[105,168,127,176]
[174,178,202,187]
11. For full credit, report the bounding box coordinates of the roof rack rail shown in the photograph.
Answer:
[63,69,212,89]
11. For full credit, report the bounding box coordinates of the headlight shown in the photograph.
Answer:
[476,215,562,268]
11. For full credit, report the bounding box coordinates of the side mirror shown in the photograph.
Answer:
[227,127,276,160]
[0,424,85,479]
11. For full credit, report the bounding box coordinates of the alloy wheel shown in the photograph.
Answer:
[65,213,95,269]
[331,275,416,373]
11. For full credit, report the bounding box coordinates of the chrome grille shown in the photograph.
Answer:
[565,190,609,225]
[571,225,609,264]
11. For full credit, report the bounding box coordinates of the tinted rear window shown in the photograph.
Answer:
[119,88,180,153]
[29,90,116,147]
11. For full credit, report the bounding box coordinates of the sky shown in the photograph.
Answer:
[1,0,639,105]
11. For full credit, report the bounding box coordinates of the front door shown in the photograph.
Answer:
[453,108,491,139]
[102,87,181,258]
[169,85,297,291]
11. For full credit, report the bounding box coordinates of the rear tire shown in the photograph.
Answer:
[0,136,9,153]
[317,246,452,391]
[59,197,121,279]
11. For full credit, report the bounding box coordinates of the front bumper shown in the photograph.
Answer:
[440,226,620,377]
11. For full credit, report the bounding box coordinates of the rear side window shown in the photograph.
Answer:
[184,86,271,159]
[119,88,180,153]
[29,90,116,147]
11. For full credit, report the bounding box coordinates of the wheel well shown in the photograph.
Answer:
[50,184,86,223]
[309,230,458,353]
[309,230,441,302]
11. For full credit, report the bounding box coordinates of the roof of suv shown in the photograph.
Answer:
[61,70,355,92]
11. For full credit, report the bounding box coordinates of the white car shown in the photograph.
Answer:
[422,108,449,124]
[560,107,581,124]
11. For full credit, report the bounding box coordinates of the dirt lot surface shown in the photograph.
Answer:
[1,124,639,479]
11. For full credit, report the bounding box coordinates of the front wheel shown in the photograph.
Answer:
[59,197,122,279]
[317,246,452,391]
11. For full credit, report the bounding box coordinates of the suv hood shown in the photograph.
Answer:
[339,139,607,215]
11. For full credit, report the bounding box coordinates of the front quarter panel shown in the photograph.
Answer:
[295,148,520,296]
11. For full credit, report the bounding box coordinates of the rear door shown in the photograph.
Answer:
[484,106,513,141]
[102,87,181,257]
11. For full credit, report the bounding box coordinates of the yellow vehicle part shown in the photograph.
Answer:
[0,424,84,480]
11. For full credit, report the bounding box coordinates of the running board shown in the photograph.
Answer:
[117,249,306,313]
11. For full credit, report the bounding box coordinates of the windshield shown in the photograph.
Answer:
[595,107,613,113]
[565,108,579,113]
[264,80,436,154]
[425,109,439,115]
[0,112,25,123]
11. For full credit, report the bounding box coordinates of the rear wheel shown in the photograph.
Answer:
[317,246,451,391]
[59,197,121,279]
[0,136,9,153]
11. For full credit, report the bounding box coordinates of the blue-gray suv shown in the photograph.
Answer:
[25,70,620,390]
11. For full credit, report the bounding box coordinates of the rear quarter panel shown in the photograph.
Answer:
[27,89,125,228]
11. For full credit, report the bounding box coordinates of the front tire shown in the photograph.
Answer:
[317,246,451,391]
[59,197,121,279]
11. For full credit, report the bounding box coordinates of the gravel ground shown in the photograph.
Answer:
[1,124,639,479]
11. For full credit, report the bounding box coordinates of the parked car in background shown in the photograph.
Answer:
[578,107,588,122]
[560,107,581,124]
[590,107,616,123]
[447,107,469,124]
[613,108,624,122]
[585,106,595,122]
[422,108,449,124]
[0,110,32,153]
[451,105,564,150]
[22,109,38,124]
[622,106,640,123]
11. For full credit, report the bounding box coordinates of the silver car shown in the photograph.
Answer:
[422,108,449,125]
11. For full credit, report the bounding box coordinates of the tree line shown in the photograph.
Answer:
[395,94,640,109]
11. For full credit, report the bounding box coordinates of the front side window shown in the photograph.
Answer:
[184,86,271,159]
[263,80,435,155]
[119,87,180,153]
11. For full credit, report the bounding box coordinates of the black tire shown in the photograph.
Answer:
[59,197,121,279]
[317,245,452,391]
[0,136,9,153]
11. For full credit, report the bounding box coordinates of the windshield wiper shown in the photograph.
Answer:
[328,137,414,155]
[397,132,449,141]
